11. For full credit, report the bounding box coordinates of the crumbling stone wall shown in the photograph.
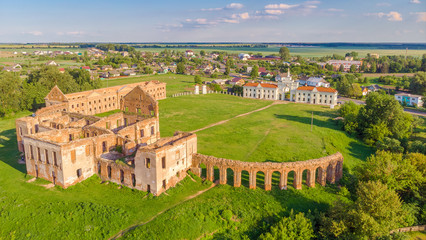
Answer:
[97,158,136,188]
[191,152,343,190]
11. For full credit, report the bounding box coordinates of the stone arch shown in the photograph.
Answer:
[241,169,250,188]
[225,167,234,186]
[287,170,296,189]
[305,168,316,188]
[271,171,281,187]
[255,170,265,190]
[335,161,343,182]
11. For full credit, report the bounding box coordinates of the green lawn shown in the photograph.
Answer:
[0,94,373,239]
[159,94,271,136]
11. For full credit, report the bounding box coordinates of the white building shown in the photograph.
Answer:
[243,83,279,100]
[239,53,251,61]
[306,77,330,88]
[394,93,424,107]
[290,86,338,106]
[326,60,362,72]
[276,69,299,94]
[185,50,194,57]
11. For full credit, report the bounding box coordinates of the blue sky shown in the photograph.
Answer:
[0,0,425,42]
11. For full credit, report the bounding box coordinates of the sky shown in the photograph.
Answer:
[0,0,425,43]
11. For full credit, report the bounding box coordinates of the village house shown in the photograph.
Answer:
[46,60,58,66]
[101,65,113,71]
[228,77,245,86]
[326,60,362,72]
[120,63,129,69]
[305,77,330,88]
[185,50,194,57]
[394,93,424,107]
[290,86,338,106]
[211,79,227,85]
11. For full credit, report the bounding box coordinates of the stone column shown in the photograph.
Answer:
[279,171,288,190]
[293,169,302,190]
[234,169,241,187]
[219,167,227,185]
[249,170,256,189]
[206,164,214,182]
[327,165,336,184]
[190,166,202,177]
[264,170,272,191]
[335,161,343,182]
[306,168,316,188]
[317,167,327,186]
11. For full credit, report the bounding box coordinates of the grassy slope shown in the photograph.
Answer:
[159,94,271,136]
[194,103,373,170]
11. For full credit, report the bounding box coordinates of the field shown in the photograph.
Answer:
[136,47,426,58]
[0,80,375,239]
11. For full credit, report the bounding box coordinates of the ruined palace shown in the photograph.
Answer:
[16,81,343,196]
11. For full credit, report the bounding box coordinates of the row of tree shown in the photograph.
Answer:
[0,67,101,117]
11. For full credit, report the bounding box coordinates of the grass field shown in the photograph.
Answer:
[0,93,373,239]
[136,47,426,58]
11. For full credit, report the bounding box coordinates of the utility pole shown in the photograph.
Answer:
[311,112,313,131]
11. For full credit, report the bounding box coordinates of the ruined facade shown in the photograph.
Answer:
[44,80,166,115]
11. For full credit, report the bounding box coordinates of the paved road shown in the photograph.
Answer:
[337,97,426,117]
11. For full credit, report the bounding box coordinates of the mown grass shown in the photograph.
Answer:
[186,102,373,170]
[159,94,272,136]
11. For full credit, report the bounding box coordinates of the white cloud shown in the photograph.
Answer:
[226,3,244,9]
[410,0,421,4]
[327,8,344,12]
[57,31,85,36]
[367,11,403,21]
[265,9,283,15]
[23,31,43,36]
[201,3,243,11]
[264,3,299,9]
[411,12,426,22]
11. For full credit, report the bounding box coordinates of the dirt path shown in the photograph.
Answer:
[191,101,285,133]
[109,181,218,240]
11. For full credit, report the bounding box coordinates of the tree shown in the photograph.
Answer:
[349,64,357,73]
[194,75,202,85]
[351,181,406,238]
[209,83,222,92]
[339,64,345,72]
[370,63,377,73]
[409,71,426,95]
[224,65,230,76]
[279,47,291,61]
[176,62,185,74]
[357,151,425,195]
[0,72,23,116]
[251,65,259,79]
[358,93,413,144]
[259,211,314,240]
[200,50,206,56]
[376,137,404,153]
